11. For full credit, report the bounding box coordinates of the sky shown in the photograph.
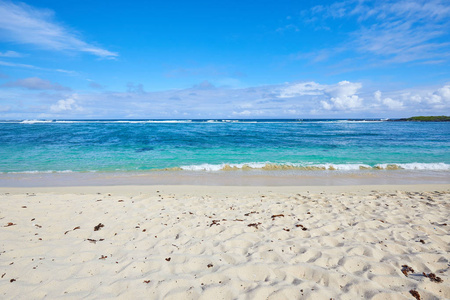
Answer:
[0,0,449,119]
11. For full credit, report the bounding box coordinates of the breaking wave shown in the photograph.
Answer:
[176,162,450,172]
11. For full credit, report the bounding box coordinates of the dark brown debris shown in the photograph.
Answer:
[21,206,27,208]
[207,264,213,268]
[4,222,16,227]
[295,224,308,230]
[65,226,81,235]
[271,214,284,220]
[99,255,107,260]
[248,223,262,229]
[423,272,443,283]
[283,228,290,232]
[401,265,414,277]
[244,211,257,216]
[165,257,171,262]
[94,223,104,231]
[210,220,220,227]
[1,273,5,278]
[143,280,151,284]
[87,238,104,244]
[419,239,425,244]
[409,290,421,300]
[10,279,16,283]
[118,200,124,202]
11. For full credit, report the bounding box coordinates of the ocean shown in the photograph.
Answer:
[0,119,449,186]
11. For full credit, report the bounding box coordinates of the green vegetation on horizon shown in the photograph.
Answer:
[398,116,450,122]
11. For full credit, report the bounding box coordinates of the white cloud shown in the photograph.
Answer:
[435,85,450,101]
[382,97,403,109]
[2,77,70,91]
[1,80,449,119]
[374,83,450,112]
[0,50,22,57]
[374,90,382,101]
[374,90,404,109]
[410,94,422,102]
[321,81,363,110]
[0,1,117,58]
[278,81,324,98]
[50,95,82,112]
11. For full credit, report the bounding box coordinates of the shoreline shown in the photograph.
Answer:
[1,169,449,187]
[1,183,450,195]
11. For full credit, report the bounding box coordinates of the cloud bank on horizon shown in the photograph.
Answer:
[0,0,449,119]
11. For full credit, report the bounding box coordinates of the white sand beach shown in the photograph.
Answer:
[0,184,449,299]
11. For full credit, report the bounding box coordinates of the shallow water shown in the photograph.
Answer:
[0,119,449,177]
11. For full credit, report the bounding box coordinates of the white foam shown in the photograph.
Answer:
[375,163,450,170]
[180,162,267,171]
[321,163,372,170]
[20,120,53,124]
[3,170,74,174]
[179,162,450,172]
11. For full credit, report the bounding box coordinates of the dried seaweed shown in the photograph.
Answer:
[271,214,284,220]
[401,265,414,277]
[248,222,262,229]
[409,290,420,300]
[423,272,443,283]
[94,223,104,231]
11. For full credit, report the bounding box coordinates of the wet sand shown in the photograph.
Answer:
[1,169,449,187]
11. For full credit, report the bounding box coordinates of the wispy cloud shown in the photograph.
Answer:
[0,50,22,57]
[0,1,117,58]
[2,77,71,91]
[88,81,104,90]
[0,59,77,75]
[301,0,450,64]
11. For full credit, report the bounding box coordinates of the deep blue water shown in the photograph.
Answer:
[0,119,449,173]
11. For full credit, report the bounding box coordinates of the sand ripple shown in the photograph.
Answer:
[0,187,449,299]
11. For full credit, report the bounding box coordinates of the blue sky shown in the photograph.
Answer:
[0,0,449,119]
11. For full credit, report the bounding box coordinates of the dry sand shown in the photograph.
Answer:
[0,184,449,299]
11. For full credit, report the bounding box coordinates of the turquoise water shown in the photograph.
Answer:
[0,119,449,173]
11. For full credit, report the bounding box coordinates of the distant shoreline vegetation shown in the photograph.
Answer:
[390,116,450,122]
[1,117,449,123]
